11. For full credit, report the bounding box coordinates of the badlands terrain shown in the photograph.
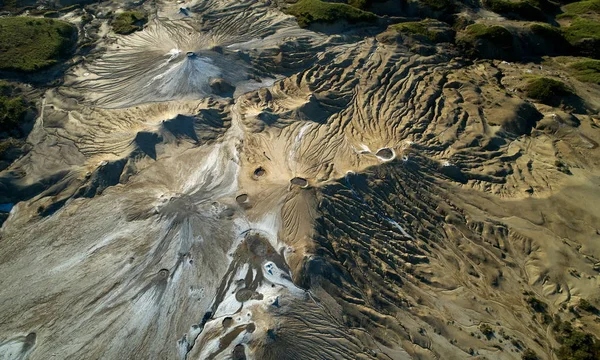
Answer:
[0,0,599,358]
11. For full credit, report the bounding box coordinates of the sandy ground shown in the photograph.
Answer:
[0,0,599,359]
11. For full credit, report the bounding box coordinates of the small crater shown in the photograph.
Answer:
[158,269,169,278]
[290,177,308,188]
[253,167,266,178]
[375,148,394,160]
[222,317,233,328]
[246,233,268,257]
[236,194,249,204]
[22,332,36,352]
[219,207,235,219]
[186,51,196,58]
[232,344,247,360]
[236,289,254,302]
[246,323,256,333]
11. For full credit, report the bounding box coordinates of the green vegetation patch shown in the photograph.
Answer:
[562,0,600,16]
[524,77,573,104]
[457,23,515,59]
[389,19,453,42]
[530,23,565,39]
[0,17,76,72]
[287,0,376,27]
[0,81,33,136]
[578,298,598,312]
[464,23,513,44]
[530,23,571,50]
[479,323,494,337]
[553,321,600,360]
[483,0,546,21]
[0,95,28,133]
[569,59,600,83]
[562,17,600,43]
[521,349,539,360]
[348,0,369,9]
[112,11,148,35]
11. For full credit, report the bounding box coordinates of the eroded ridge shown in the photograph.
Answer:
[66,0,322,108]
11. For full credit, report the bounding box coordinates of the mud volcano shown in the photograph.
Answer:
[375,147,394,161]
[290,177,308,187]
[68,14,319,108]
[253,167,266,178]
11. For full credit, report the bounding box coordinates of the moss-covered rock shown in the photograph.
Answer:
[457,23,515,60]
[378,19,455,44]
[560,0,600,17]
[524,77,573,105]
[529,23,572,54]
[562,17,600,58]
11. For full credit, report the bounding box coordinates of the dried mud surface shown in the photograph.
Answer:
[1,0,600,359]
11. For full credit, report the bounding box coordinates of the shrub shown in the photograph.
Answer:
[554,322,600,360]
[112,11,148,35]
[522,349,539,360]
[0,17,76,72]
[526,296,549,313]
[479,323,494,337]
[0,96,28,134]
[578,298,598,312]
[524,78,572,104]
[287,0,376,27]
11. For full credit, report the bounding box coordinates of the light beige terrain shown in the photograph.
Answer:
[0,0,599,359]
